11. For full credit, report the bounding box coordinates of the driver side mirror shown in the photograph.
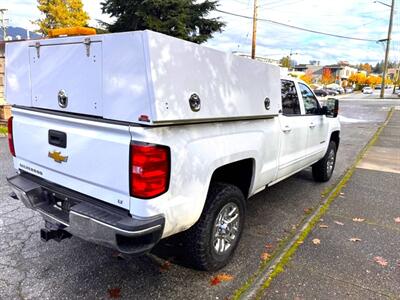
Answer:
[322,98,339,118]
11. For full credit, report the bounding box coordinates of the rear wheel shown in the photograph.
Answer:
[312,141,337,182]
[183,182,245,271]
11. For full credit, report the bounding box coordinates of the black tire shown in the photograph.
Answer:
[182,182,245,271]
[312,141,337,182]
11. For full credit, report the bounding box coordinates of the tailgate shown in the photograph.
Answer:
[12,108,132,210]
[29,40,102,116]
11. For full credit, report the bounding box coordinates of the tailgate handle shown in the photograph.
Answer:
[49,130,67,148]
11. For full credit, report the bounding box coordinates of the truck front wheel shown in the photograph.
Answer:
[183,182,245,271]
[312,141,337,182]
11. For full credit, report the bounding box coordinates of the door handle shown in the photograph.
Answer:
[309,122,316,129]
[283,125,292,133]
[49,130,67,148]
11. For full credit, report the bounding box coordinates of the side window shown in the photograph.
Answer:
[299,83,320,115]
[281,80,301,115]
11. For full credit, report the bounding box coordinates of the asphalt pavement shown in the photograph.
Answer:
[0,97,399,300]
[262,109,400,299]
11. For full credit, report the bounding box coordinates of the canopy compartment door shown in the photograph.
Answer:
[29,40,103,116]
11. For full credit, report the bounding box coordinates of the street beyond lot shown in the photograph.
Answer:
[1,97,400,299]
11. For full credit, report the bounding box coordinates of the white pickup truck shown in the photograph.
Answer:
[5,30,340,271]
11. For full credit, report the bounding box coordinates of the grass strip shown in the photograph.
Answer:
[0,126,8,135]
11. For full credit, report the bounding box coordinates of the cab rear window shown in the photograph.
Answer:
[281,80,301,115]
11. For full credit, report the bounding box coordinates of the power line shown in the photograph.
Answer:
[258,0,304,10]
[216,9,380,42]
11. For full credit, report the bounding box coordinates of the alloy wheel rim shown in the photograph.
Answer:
[212,202,240,255]
[327,149,335,175]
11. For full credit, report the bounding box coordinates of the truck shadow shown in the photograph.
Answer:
[151,168,315,268]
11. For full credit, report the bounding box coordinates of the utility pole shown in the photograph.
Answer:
[380,0,395,99]
[251,0,258,59]
[0,9,8,41]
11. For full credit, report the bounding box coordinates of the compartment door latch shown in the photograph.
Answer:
[83,38,91,57]
[35,42,41,58]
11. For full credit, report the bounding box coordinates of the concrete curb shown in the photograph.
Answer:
[237,108,395,300]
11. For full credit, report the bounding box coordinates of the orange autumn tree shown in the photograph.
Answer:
[321,68,334,85]
[300,70,313,84]
[356,73,367,85]
[366,75,381,87]
[360,63,372,74]
[348,73,358,84]
[349,73,367,85]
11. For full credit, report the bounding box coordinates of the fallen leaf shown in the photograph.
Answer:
[160,260,171,272]
[218,273,234,281]
[373,256,388,267]
[265,243,274,249]
[339,192,345,196]
[210,277,221,286]
[352,218,365,222]
[349,238,362,242]
[334,221,344,226]
[304,208,312,214]
[297,241,304,245]
[261,252,271,261]
[108,288,121,299]
[312,238,321,245]
[394,217,400,224]
[319,224,329,228]
[210,273,234,286]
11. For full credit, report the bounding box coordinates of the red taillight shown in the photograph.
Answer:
[130,143,170,199]
[7,117,15,157]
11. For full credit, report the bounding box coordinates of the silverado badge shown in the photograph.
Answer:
[48,151,68,163]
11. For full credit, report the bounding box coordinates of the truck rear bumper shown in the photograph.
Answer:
[7,173,164,255]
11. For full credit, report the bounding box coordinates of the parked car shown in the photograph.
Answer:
[5,30,341,271]
[314,89,328,97]
[326,84,344,94]
[345,87,353,93]
[326,88,340,96]
[362,87,373,94]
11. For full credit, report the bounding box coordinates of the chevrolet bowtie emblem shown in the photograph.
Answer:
[48,151,68,163]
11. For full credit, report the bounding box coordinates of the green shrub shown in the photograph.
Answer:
[0,126,7,135]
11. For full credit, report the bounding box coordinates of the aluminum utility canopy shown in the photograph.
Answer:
[6,30,282,125]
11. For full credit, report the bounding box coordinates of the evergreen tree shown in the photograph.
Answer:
[101,0,225,44]
[373,61,382,74]
[35,0,90,36]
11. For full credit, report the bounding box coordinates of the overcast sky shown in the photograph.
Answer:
[2,0,399,65]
